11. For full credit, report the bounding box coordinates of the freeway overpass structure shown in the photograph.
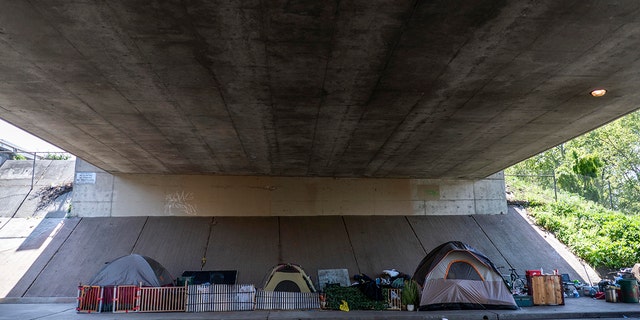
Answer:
[0,159,599,299]
[0,0,626,303]
[2,1,639,218]
[0,139,38,164]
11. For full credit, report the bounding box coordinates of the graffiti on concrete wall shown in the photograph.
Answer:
[164,191,198,215]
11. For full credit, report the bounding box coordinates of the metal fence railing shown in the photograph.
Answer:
[138,286,187,312]
[113,285,138,313]
[255,290,320,310]
[0,150,75,218]
[186,284,256,312]
[0,150,74,189]
[77,283,330,314]
[76,285,103,313]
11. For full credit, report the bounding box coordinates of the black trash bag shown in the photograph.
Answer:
[360,281,384,301]
[353,273,384,301]
[353,273,372,283]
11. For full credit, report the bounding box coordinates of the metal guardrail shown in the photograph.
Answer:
[0,140,38,160]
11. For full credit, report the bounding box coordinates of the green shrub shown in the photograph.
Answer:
[44,153,71,160]
[401,279,420,306]
[324,286,388,310]
[514,182,640,269]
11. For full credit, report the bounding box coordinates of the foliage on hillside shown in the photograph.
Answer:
[506,109,640,269]
[44,153,71,160]
[507,110,640,213]
[507,178,640,269]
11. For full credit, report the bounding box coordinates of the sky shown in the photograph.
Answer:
[0,118,66,153]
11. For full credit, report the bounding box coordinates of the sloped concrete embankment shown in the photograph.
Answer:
[1,207,598,299]
[0,160,74,298]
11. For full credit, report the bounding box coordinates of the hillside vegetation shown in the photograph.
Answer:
[507,177,640,270]
[505,109,640,272]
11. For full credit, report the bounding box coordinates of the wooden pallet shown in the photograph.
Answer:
[531,275,564,306]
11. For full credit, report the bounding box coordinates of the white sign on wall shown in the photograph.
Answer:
[75,172,96,184]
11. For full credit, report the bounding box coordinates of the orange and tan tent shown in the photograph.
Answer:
[413,241,517,311]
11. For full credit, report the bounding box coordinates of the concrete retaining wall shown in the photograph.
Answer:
[0,159,74,218]
[1,208,600,298]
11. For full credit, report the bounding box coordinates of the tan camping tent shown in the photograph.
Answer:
[413,241,517,310]
[263,263,316,292]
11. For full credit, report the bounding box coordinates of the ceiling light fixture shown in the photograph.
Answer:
[590,89,607,97]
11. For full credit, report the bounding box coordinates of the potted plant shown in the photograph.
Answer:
[402,279,420,311]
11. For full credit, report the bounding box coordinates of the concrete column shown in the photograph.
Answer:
[70,159,114,217]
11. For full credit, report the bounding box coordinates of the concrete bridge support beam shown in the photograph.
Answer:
[72,159,507,217]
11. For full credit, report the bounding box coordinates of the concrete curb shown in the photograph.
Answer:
[0,300,639,320]
[0,297,76,304]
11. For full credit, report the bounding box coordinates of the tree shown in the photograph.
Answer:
[507,109,640,213]
[592,112,640,212]
[571,153,603,202]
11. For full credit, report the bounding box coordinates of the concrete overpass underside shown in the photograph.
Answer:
[0,1,629,301]
[1,1,640,179]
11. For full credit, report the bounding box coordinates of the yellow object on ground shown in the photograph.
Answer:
[339,300,349,312]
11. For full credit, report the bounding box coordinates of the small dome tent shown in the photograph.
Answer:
[413,241,517,311]
[263,263,316,292]
[88,254,174,287]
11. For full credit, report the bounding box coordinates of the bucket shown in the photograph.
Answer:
[619,279,639,303]
[605,287,618,303]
